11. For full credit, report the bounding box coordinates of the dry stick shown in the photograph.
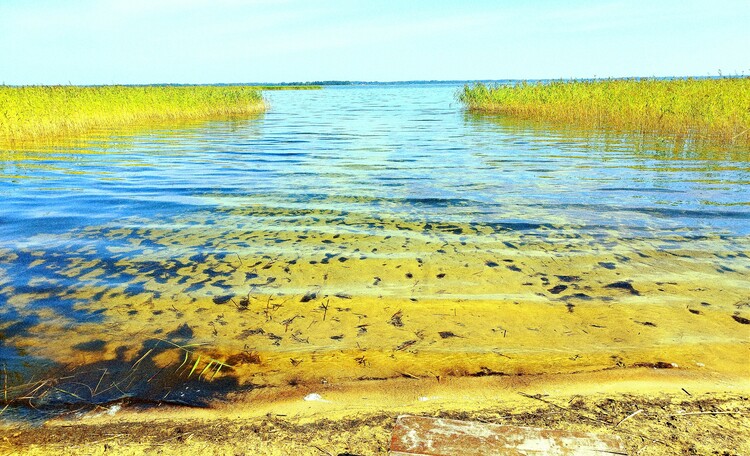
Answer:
[518,393,671,447]
[122,370,143,391]
[265,296,272,321]
[51,387,87,402]
[66,381,94,398]
[111,380,129,397]
[151,431,195,446]
[146,366,168,384]
[668,410,747,417]
[161,387,174,401]
[44,432,128,448]
[93,368,108,395]
[731,129,748,141]
[518,392,607,425]
[312,446,334,456]
[91,383,119,399]
[74,434,126,448]
[614,409,643,428]
[130,348,154,371]
[20,380,50,401]
[396,371,419,379]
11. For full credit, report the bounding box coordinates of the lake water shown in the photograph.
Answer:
[1,84,749,416]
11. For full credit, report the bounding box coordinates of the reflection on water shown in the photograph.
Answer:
[466,112,750,163]
[1,85,749,418]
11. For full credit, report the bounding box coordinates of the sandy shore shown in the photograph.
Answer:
[2,368,749,455]
[2,208,749,454]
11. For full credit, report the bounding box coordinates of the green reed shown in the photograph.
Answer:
[0,85,267,144]
[458,78,750,144]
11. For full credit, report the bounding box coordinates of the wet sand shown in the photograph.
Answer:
[2,368,749,455]
[3,207,749,394]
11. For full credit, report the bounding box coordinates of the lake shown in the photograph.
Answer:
[1,83,749,417]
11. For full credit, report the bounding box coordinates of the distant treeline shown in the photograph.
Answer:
[247,76,743,87]
[246,80,517,86]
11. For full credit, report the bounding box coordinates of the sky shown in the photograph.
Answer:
[1,0,749,85]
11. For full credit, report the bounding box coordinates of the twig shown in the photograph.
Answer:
[396,371,419,379]
[668,410,746,417]
[93,368,108,395]
[614,409,643,427]
[518,392,608,425]
[731,128,748,141]
[21,380,50,400]
[51,387,87,402]
[62,434,126,449]
[153,431,194,446]
[312,445,333,456]
[130,348,154,370]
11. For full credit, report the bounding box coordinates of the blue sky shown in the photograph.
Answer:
[1,0,748,84]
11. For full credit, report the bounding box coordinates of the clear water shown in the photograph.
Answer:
[1,84,749,415]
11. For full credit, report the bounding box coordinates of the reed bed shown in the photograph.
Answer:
[458,78,750,144]
[0,85,267,143]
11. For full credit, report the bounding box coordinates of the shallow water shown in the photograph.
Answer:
[1,84,749,416]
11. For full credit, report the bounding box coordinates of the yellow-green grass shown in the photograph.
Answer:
[0,85,267,144]
[459,78,750,144]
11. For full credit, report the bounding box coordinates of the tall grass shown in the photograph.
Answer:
[458,78,750,144]
[0,85,267,144]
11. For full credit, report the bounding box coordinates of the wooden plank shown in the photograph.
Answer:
[390,415,627,455]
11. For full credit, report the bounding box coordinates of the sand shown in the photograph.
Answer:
[2,368,749,455]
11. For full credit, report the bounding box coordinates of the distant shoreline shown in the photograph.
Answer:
[5,75,742,88]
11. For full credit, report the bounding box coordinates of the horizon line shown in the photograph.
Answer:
[2,75,744,87]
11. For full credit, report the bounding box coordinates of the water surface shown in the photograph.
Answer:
[1,84,749,415]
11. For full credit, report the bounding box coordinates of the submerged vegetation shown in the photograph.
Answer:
[0,85,267,143]
[459,78,750,144]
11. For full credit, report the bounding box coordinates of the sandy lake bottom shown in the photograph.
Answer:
[1,84,749,453]
[1,205,749,402]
